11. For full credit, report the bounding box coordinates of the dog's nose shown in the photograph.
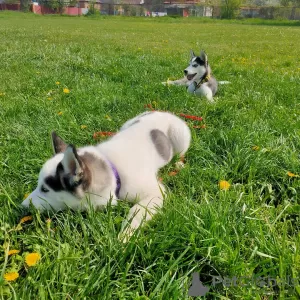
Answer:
[184,70,188,75]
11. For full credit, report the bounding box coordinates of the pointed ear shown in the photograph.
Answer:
[52,132,68,154]
[61,145,84,186]
[190,49,195,60]
[200,50,208,65]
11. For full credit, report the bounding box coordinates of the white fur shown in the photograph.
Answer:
[22,112,191,242]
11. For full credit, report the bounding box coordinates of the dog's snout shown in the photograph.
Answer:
[184,70,188,75]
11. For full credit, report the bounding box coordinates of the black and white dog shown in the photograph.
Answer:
[163,50,229,102]
[22,111,191,241]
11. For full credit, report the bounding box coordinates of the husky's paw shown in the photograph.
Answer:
[162,80,174,86]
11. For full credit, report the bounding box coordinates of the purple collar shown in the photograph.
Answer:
[108,160,121,198]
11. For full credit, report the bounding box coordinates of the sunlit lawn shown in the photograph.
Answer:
[0,11,299,299]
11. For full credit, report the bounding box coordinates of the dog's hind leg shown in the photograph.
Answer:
[196,85,214,103]
[119,184,165,242]
[167,117,191,157]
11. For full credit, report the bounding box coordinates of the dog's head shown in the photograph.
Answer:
[184,50,209,82]
[22,132,92,211]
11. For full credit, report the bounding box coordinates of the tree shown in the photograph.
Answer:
[221,0,243,18]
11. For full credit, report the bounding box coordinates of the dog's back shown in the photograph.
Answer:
[99,111,191,173]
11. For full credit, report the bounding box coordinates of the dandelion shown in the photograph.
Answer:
[4,272,19,282]
[20,216,33,224]
[57,111,63,116]
[219,180,231,191]
[55,81,60,85]
[25,253,41,267]
[252,145,260,151]
[63,88,70,94]
[105,115,112,121]
[8,250,20,256]
[80,125,87,129]
[47,97,53,100]
[23,193,30,200]
[287,171,299,178]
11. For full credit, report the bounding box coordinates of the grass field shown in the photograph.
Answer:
[0,11,300,299]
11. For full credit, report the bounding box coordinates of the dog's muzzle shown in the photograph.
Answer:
[185,71,197,81]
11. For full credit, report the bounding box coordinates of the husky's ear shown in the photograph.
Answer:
[190,49,196,60]
[61,145,84,186]
[52,132,68,154]
[200,50,208,66]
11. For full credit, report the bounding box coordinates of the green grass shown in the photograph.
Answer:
[0,11,300,299]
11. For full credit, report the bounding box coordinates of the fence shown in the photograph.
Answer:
[1,0,300,20]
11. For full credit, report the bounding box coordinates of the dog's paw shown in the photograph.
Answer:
[162,80,174,86]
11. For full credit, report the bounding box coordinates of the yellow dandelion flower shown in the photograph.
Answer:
[25,253,41,267]
[219,180,231,191]
[4,272,19,282]
[47,97,53,100]
[8,250,20,256]
[105,115,112,121]
[57,111,63,116]
[287,171,299,178]
[55,81,60,85]
[63,88,70,94]
[252,146,260,151]
[80,125,87,129]
[20,216,33,224]
[23,193,30,200]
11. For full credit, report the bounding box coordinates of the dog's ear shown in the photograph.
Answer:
[52,131,68,154]
[200,50,208,66]
[190,49,195,60]
[61,145,84,186]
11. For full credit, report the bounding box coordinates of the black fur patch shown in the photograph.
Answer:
[195,57,205,66]
[44,163,65,192]
[150,129,171,161]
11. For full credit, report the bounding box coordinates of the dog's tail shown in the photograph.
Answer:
[167,115,191,156]
[218,81,231,85]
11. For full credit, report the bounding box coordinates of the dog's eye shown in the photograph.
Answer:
[192,64,198,68]
[41,185,49,193]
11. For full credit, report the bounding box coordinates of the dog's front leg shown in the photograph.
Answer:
[119,190,165,243]
[162,77,189,86]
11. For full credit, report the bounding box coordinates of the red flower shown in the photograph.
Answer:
[93,132,116,140]
[179,113,203,121]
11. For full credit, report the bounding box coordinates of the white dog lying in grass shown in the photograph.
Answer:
[22,111,191,241]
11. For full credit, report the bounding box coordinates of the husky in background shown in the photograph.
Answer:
[162,50,229,102]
